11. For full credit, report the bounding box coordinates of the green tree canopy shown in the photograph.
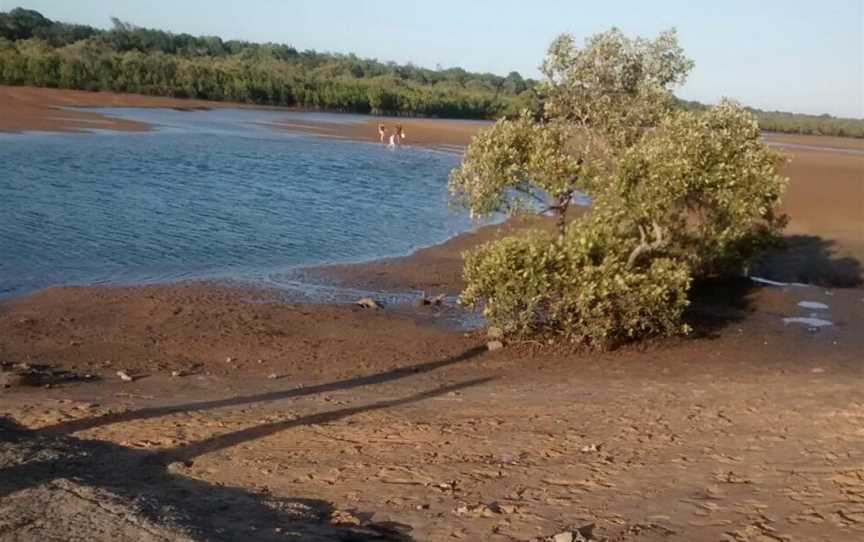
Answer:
[450,29,787,348]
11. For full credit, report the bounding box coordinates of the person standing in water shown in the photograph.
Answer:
[389,124,405,147]
[377,122,388,144]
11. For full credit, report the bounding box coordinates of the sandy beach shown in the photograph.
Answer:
[2,87,863,541]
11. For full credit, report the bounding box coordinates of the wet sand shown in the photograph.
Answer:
[261,116,486,151]
[1,85,860,289]
[2,273,863,541]
[0,85,224,133]
[762,136,864,286]
[2,86,863,540]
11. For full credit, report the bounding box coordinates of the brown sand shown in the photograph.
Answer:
[2,87,863,540]
[760,135,864,286]
[262,117,486,150]
[0,85,226,133]
[2,281,863,541]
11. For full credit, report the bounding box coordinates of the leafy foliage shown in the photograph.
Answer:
[0,8,538,119]
[601,101,788,277]
[448,112,587,229]
[452,29,787,348]
[461,228,692,348]
[541,29,694,149]
[678,99,864,139]
[1,8,859,135]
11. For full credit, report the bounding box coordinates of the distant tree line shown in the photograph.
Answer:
[0,7,539,118]
[1,7,860,135]
[678,100,864,139]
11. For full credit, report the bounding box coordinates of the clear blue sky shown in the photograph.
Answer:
[5,0,863,117]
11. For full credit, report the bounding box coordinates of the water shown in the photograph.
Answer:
[0,108,473,299]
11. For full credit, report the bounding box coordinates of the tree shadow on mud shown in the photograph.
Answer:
[0,348,493,541]
[41,346,487,437]
[684,276,757,339]
[751,234,863,288]
[685,235,863,338]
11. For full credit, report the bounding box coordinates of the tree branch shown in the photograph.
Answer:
[627,221,665,267]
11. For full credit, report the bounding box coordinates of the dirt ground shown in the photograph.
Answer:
[1,87,863,541]
[2,280,863,542]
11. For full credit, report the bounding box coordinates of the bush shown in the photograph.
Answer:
[452,30,786,349]
[595,101,789,278]
[461,228,692,349]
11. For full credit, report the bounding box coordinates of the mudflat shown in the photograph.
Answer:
[1,87,863,541]
[2,279,862,541]
[0,85,221,133]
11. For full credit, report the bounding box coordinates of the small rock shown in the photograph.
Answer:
[0,371,27,389]
[487,326,504,340]
[811,367,825,374]
[356,297,381,309]
[487,340,504,352]
[575,523,595,540]
[116,370,134,382]
[454,503,496,518]
[330,509,362,526]
[432,293,446,305]
[171,370,183,378]
[267,373,280,380]
[225,357,234,363]
[550,523,595,542]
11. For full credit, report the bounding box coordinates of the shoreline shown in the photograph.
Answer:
[1,85,861,294]
[3,87,864,542]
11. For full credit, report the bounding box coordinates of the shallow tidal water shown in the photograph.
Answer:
[0,108,471,299]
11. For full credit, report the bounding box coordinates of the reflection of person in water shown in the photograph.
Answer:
[377,122,388,144]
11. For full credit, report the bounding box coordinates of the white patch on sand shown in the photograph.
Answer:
[782,317,833,328]
[750,276,810,288]
[750,276,788,287]
[798,301,829,310]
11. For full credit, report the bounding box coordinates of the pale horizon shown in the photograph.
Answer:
[4,0,863,118]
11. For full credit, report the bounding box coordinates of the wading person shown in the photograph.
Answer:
[389,124,405,147]
[377,122,388,144]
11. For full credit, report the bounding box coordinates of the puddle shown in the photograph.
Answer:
[798,301,829,310]
[782,317,833,328]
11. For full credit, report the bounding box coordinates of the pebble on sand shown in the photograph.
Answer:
[355,297,381,309]
[487,340,504,352]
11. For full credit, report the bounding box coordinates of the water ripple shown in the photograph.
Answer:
[0,108,472,299]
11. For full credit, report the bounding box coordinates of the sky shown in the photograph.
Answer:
[4,0,863,118]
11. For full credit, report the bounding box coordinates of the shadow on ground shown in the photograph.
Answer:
[752,234,863,288]
[686,235,863,338]
[43,346,487,437]
[685,277,757,339]
[0,348,491,541]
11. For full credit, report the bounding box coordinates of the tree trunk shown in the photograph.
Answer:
[555,194,571,237]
